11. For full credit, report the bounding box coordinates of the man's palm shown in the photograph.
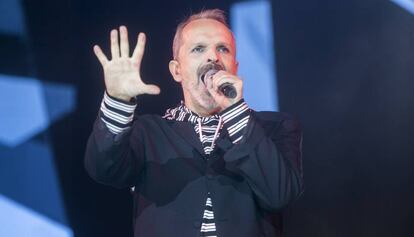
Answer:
[94,26,160,101]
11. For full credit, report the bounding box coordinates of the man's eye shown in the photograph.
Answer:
[191,47,204,53]
[218,46,230,53]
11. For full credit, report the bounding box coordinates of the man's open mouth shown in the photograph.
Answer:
[198,63,224,83]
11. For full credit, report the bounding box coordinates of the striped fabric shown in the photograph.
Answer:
[200,196,216,236]
[163,102,223,154]
[219,100,250,144]
[99,92,251,237]
[100,92,136,134]
[163,100,250,145]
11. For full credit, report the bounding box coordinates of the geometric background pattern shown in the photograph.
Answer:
[391,0,414,14]
[0,76,75,236]
[0,74,76,147]
[0,0,75,236]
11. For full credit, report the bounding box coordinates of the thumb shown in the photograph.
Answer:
[143,84,161,95]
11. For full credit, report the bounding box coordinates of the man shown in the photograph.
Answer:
[85,9,303,237]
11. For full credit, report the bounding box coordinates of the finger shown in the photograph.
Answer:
[110,29,120,59]
[93,45,108,66]
[143,84,161,95]
[119,25,130,58]
[213,71,234,82]
[132,32,146,68]
[212,74,234,91]
[205,75,214,90]
[213,74,243,100]
[205,77,221,98]
[206,82,222,100]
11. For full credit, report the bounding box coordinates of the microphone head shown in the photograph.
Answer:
[199,63,237,99]
[199,63,224,83]
[202,69,219,83]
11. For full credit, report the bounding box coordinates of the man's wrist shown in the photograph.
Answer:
[100,91,137,134]
[219,99,251,144]
[105,91,136,105]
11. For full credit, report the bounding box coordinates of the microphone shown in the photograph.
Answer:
[203,69,237,99]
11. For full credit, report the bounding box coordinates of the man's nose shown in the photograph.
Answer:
[207,49,219,63]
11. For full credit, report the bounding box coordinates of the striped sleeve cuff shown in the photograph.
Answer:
[219,99,251,144]
[100,91,137,134]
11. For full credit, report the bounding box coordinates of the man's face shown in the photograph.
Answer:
[171,19,238,116]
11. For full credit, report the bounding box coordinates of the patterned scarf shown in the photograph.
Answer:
[163,101,223,155]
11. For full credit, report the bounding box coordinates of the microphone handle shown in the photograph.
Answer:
[219,83,237,99]
[203,69,237,99]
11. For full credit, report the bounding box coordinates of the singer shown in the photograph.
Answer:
[85,9,303,237]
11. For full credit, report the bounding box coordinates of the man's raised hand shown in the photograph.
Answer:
[93,26,160,101]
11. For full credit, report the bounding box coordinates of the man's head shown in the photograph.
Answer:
[169,9,239,116]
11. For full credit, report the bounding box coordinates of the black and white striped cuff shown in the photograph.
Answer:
[100,91,137,134]
[219,99,251,144]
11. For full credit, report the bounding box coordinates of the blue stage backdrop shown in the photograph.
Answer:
[0,1,74,236]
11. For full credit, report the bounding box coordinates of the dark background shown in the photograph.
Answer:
[2,0,413,236]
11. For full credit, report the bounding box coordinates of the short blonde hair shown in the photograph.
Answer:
[172,9,231,60]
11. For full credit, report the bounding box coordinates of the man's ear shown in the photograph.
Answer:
[169,60,182,83]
